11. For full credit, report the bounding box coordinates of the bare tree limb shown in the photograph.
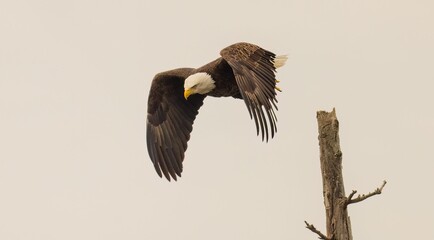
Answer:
[346,181,387,205]
[304,221,331,240]
[347,190,357,201]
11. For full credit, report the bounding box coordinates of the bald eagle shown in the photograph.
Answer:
[146,42,287,181]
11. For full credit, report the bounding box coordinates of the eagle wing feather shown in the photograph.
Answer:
[220,42,279,141]
[146,68,205,181]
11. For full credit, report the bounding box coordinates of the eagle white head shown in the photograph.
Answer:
[184,72,216,99]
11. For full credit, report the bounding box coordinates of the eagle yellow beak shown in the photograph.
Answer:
[184,89,192,100]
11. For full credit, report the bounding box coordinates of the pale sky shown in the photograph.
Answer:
[1,0,433,239]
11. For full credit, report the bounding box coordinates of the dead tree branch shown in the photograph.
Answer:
[304,221,331,240]
[346,180,387,205]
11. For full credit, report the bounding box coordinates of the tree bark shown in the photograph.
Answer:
[316,108,352,240]
[305,108,386,240]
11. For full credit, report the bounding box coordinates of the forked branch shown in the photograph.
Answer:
[304,221,331,240]
[346,180,387,205]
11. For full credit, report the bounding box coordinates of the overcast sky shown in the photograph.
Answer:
[1,0,433,239]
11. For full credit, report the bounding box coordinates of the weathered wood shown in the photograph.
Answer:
[316,108,352,240]
[306,109,386,239]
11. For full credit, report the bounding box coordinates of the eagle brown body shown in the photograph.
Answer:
[146,42,286,181]
[195,58,242,98]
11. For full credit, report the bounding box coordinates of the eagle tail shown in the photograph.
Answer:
[273,55,288,69]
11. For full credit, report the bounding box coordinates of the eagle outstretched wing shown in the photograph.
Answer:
[146,68,205,181]
[220,42,279,142]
